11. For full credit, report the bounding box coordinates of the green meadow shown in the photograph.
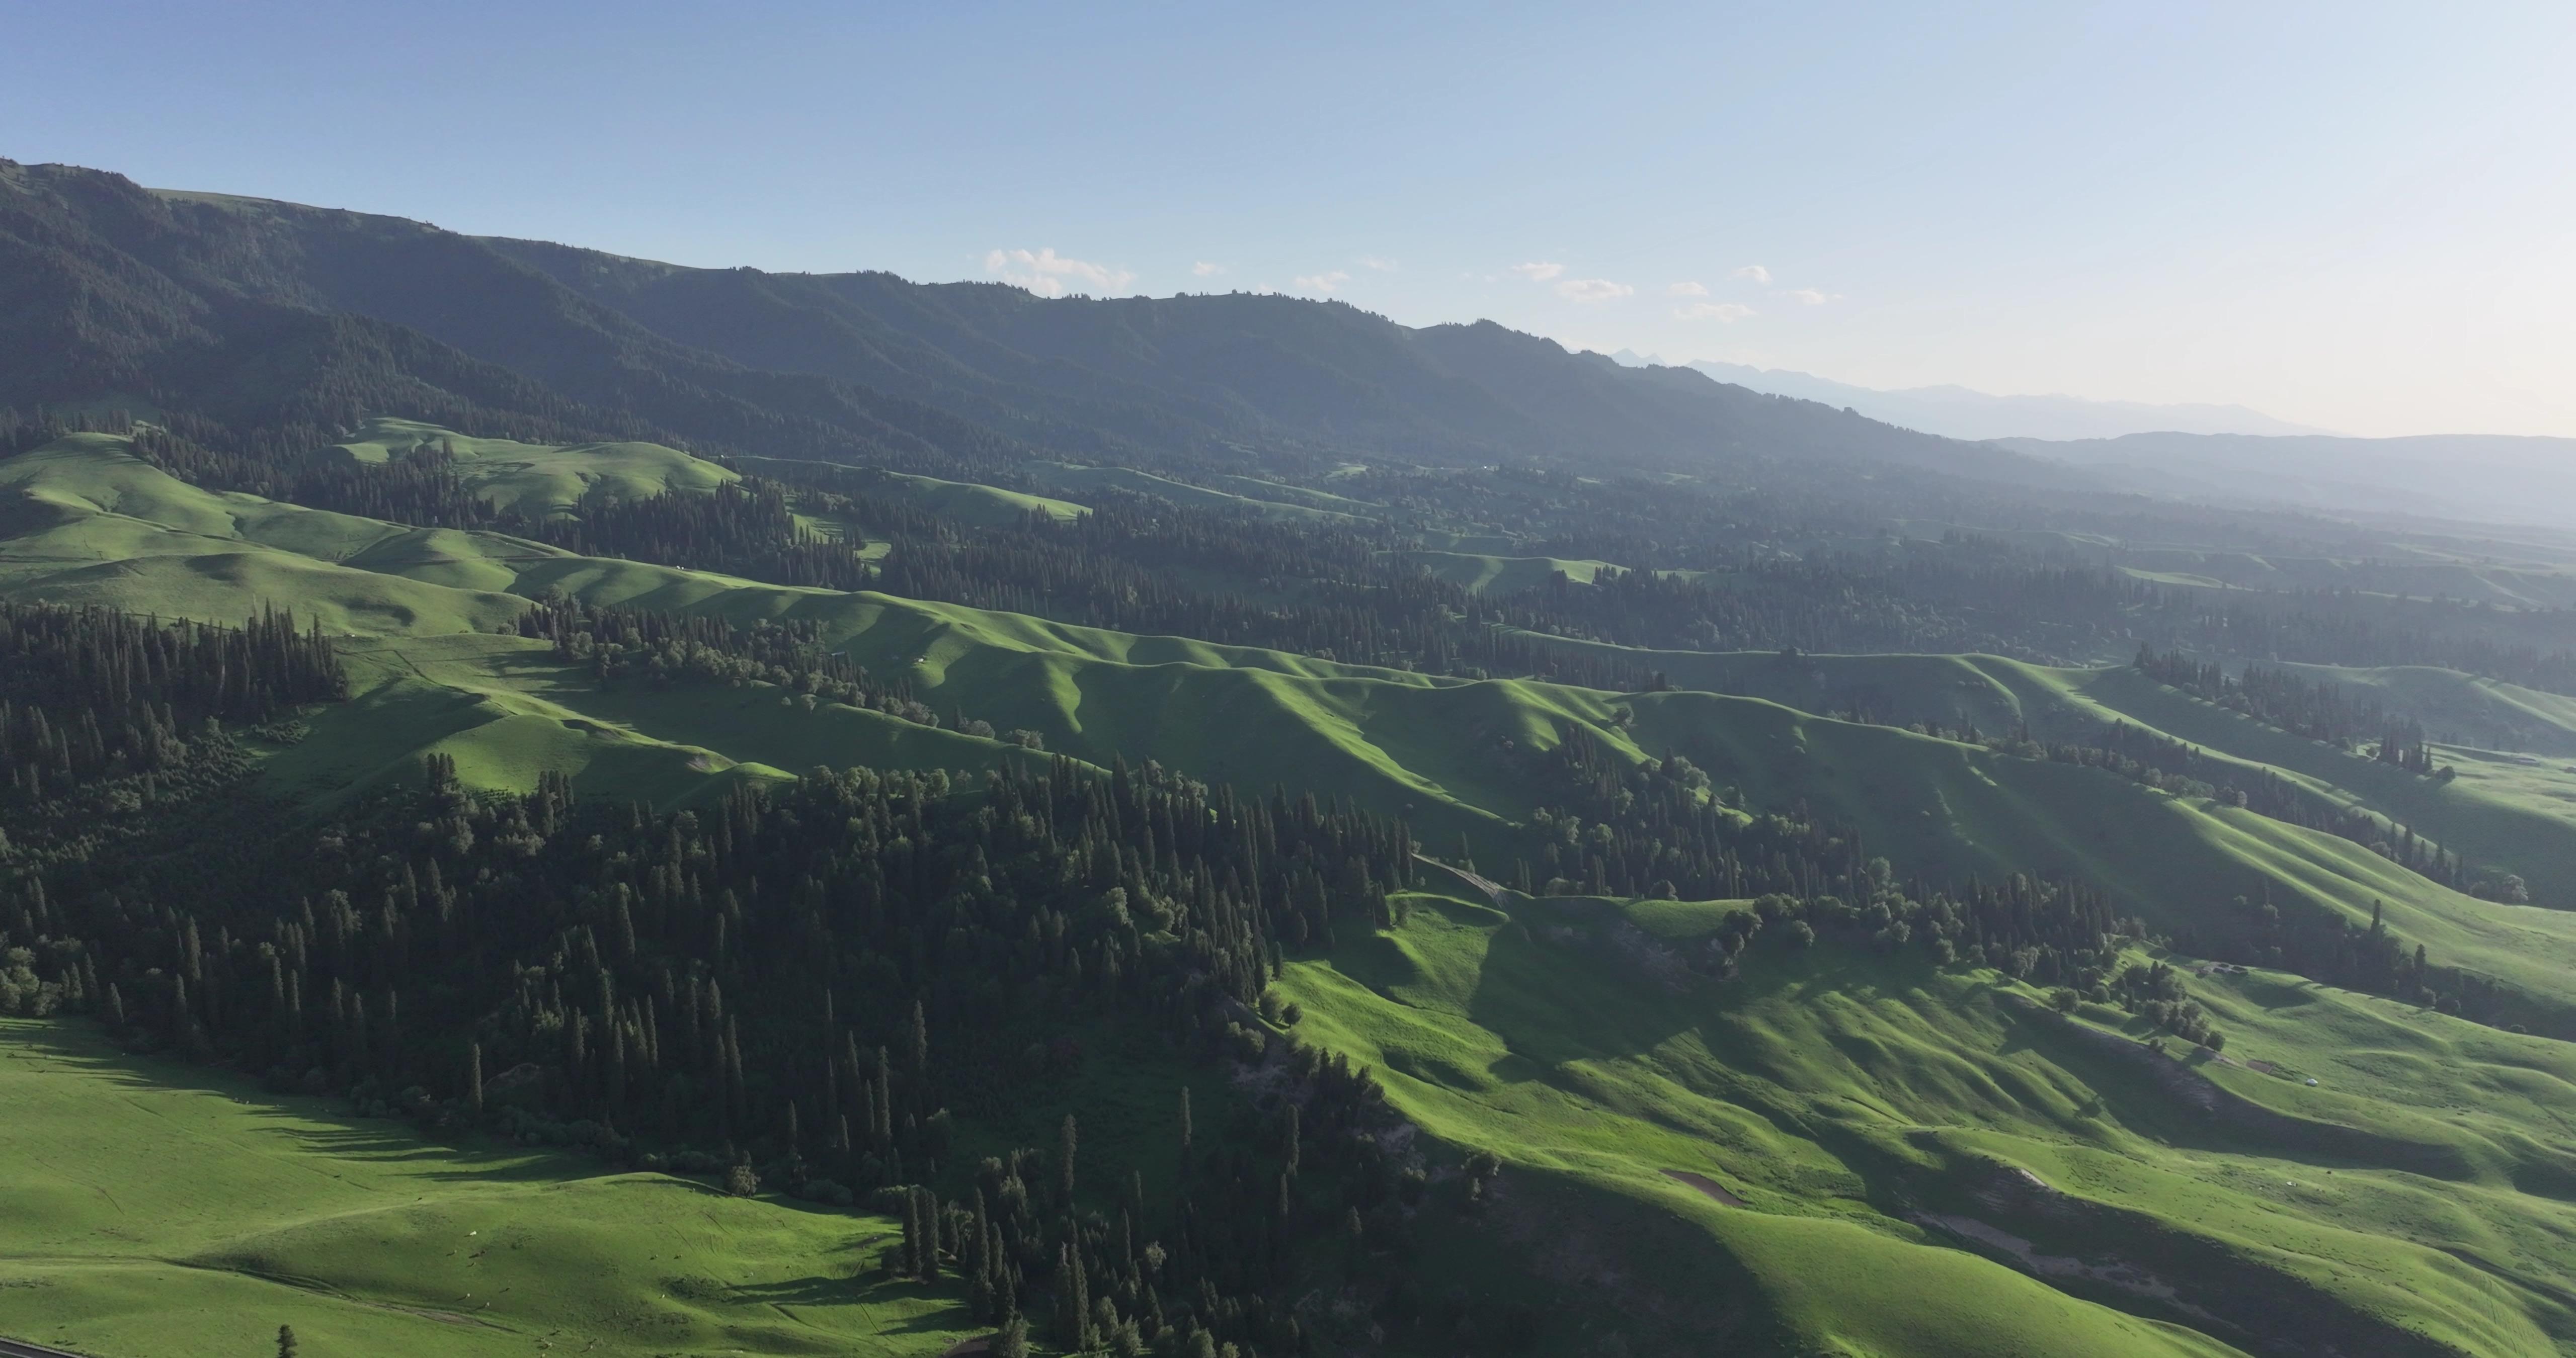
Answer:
[11,426,2576,1352]
[0,1020,976,1358]
[14,432,2576,1023]
[1278,886,2576,1356]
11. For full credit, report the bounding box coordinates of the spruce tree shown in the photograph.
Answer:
[1060,1113,1078,1207]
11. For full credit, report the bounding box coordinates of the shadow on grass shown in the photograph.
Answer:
[730,1269,969,1328]
[0,1020,579,1183]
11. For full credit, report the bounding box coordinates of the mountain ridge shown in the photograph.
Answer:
[2,158,2068,493]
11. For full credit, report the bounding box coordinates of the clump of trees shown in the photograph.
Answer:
[2135,646,2448,771]
[513,597,950,727]
[3,743,1416,1356]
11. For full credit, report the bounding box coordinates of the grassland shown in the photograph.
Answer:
[1024,463,1371,523]
[734,456,1089,526]
[14,434,2576,1028]
[16,429,2576,1351]
[1396,550,1620,593]
[0,1020,975,1358]
[1490,630,2576,905]
[330,416,737,517]
[1278,885,2576,1356]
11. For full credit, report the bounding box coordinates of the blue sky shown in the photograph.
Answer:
[10,1,2572,436]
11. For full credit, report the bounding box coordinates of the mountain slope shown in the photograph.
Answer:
[3,157,2065,490]
[14,432,2576,1038]
[1283,888,2576,1357]
[498,237,2064,480]
[12,429,2576,1353]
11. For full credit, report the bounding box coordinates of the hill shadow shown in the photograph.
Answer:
[0,1020,589,1183]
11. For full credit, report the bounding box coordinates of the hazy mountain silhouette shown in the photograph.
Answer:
[2,158,2055,488]
[2000,431,2576,529]
[1608,351,2326,441]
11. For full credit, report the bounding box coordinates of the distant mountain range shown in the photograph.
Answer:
[1607,351,2327,441]
[1607,351,2576,532]
[21,156,2562,536]
[0,158,2052,492]
[1997,431,2576,531]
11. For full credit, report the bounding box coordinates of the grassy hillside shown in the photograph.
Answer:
[331,415,737,517]
[2282,661,2576,755]
[1493,630,2576,909]
[0,1020,974,1358]
[270,630,1055,812]
[12,434,2574,1034]
[16,430,2576,1351]
[734,456,1088,526]
[1025,463,1372,522]
[0,435,540,634]
[1279,887,2576,1356]
[1398,550,1619,593]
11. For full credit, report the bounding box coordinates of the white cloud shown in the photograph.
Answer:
[1294,270,1353,293]
[1730,264,1772,284]
[1782,287,1832,305]
[1668,281,1709,297]
[1554,278,1635,303]
[1191,261,1227,277]
[985,247,1136,298]
[1358,255,1398,272]
[1676,301,1757,322]
[1510,261,1566,282]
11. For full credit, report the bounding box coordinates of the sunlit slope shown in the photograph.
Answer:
[8,434,2573,1034]
[1495,630,2576,907]
[1494,630,2576,755]
[2051,666,2576,910]
[0,1020,973,1358]
[1026,462,1373,522]
[2283,661,2576,755]
[1613,689,2576,1035]
[330,415,738,516]
[0,436,539,632]
[0,434,875,636]
[265,631,1052,811]
[1279,890,2576,1356]
[733,456,1088,525]
[1397,549,1620,593]
[299,613,2576,1039]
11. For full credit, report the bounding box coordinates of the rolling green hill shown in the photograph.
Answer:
[16,152,2576,1358]
[1025,463,1373,522]
[14,433,2576,1030]
[1492,630,2576,905]
[0,1018,976,1358]
[12,429,2576,1353]
[331,415,738,517]
[1399,550,1620,593]
[1278,885,2576,1356]
[734,456,1088,526]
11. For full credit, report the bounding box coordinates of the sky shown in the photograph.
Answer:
[9,1,2573,438]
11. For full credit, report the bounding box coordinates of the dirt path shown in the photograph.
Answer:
[1661,1168,1747,1206]
[1414,852,1508,903]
